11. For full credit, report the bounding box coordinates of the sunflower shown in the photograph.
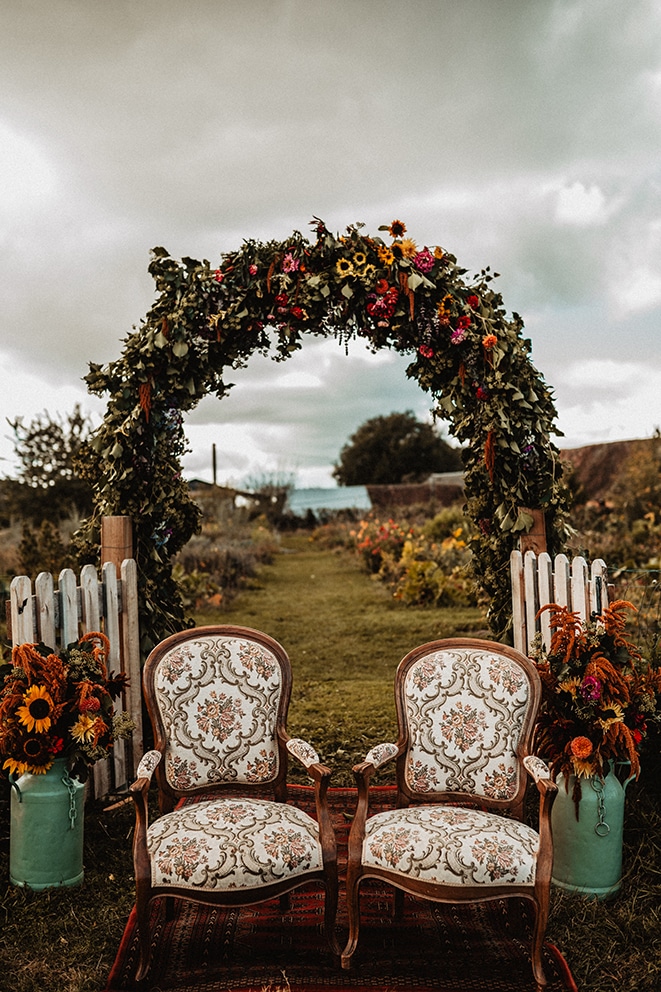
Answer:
[388,219,407,238]
[352,251,367,269]
[597,702,625,729]
[377,245,395,265]
[399,238,418,260]
[557,676,581,697]
[16,685,54,734]
[11,730,55,775]
[336,257,354,278]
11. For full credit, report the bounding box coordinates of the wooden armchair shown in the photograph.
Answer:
[341,638,557,991]
[130,625,338,983]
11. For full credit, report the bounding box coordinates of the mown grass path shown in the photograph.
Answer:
[202,536,485,782]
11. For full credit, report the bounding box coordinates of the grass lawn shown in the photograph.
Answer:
[0,534,659,991]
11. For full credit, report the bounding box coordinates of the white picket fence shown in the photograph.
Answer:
[510,550,609,657]
[8,559,143,799]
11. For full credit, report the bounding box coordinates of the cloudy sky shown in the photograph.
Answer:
[2,0,661,488]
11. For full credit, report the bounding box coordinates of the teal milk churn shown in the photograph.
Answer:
[10,757,86,889]
[551,764,633,900]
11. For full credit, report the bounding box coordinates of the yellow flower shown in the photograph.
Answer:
[362,263,376,281]
[336,257,354,278]
[16,685,54,734]
[3,756,30,777]
[571,756,599,779]
[434,246,444,260]
[377,246,395,265]
[389,219,407,238]
[399,238,418,260]
[598,702,625,729]
[557,676,581,697]
[352,251,367,269]
[71,714,96,743]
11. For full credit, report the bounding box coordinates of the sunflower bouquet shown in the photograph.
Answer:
[533,600,661,794]
[0,631,133,780]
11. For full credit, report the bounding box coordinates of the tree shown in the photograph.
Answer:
[4,405,94,524]
[332,411,463,486]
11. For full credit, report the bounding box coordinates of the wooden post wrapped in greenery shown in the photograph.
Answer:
[76,219,571,654]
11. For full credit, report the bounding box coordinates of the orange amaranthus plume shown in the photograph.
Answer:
[537,603,587,666]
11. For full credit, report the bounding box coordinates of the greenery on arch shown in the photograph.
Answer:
[78,218,571,654]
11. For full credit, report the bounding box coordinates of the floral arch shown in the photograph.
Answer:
[80,218,570,654]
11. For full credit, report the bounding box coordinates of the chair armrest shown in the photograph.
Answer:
[130,749,162,796]
[284,735,336,869]
[286,737,321,770]
[363,742,400,770]
[523,754,558,795]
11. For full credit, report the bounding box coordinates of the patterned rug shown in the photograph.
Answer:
[104,786,577,992]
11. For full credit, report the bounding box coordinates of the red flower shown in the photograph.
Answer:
[467,294,479,309]
[214,269,224,283]
[418,344,434,359]
[476,386,489,400]
[275,292,289,306]
[457,315,471,330]
[289,306,304,320]
[375,279,390,295]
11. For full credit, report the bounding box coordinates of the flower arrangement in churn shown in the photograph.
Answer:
[533,600,661,800]
[0,632,133,780]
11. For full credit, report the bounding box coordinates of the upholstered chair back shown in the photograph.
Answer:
[145,627,290,794]
[397,640,538,805]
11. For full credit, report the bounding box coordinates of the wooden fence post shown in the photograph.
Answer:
[519,508,547,555]
[101,516,133,573]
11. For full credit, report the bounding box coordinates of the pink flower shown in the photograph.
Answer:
[418,344,434,358]
[450,328,467,345]
[248,264,258,275]
[580,676,603,702]
[413,247,435,273]
[282,252,300,273]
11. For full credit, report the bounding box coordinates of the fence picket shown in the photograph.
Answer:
[7,559,143,799]
[35,571,56,649]
[510,550,609,656]
[10,575,34,645]
[59,568,79,647]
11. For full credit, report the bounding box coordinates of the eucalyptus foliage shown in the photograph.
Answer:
[78,219,570,654]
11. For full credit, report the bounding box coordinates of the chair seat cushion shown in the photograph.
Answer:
[362,804,539,886]
[147,797,323,891]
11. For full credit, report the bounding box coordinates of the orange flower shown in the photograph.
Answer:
[482,334,497,350]
[570,736,593,759]
[389,219,406,238]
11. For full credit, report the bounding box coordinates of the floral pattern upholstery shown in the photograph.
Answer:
[365,742,399,768]
[523,754,552,783]
[362,804,539,886]
[286,737,320,768]
[403,646,531,800]
[147,797,323,890]
[153,635,284,791]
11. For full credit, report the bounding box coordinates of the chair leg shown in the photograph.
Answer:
[324,873,340,957]
[135,883,153,983]
[340,866,361,970]
[530,899,549,991]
